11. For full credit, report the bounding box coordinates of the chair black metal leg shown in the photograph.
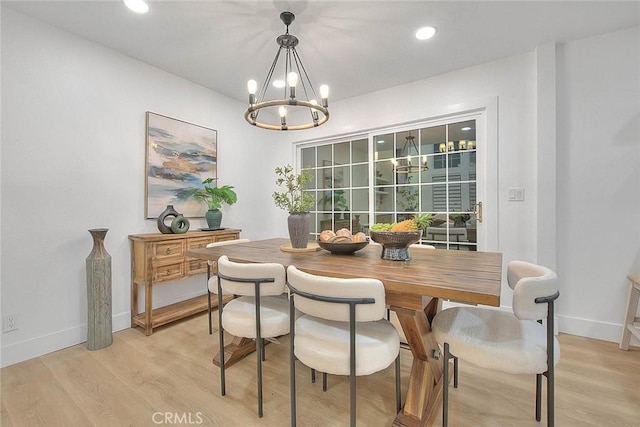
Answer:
[453,356,459,388]
[323,372,328,391]
[443,343,450,427]
[207,290,213,335]
[256,334,264,417]
[395,353,401,413]
[262,338,266,362]
[546,299,556,427]
[536,373,542,421]
[290,293,297,427]
[311,369,316,383]
[255,290,264,418]
[217,285,225,397]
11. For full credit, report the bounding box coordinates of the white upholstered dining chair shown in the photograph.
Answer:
[215,255,288,418]
[432,260,560,426]
[205,239,250,334]
[286,265,401,427]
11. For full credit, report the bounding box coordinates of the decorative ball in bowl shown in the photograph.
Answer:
[317,240,369,255]
[368,230,423,261]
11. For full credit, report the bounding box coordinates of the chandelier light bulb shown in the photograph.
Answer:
[279,106,287,118]
[287,72,299,87]
[247,79,257,95]
[320,84,329,99]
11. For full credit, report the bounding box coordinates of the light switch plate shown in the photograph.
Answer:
[508,187,525,201]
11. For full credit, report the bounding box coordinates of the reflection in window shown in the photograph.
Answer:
[301,119,478,250]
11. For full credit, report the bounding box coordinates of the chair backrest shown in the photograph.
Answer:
[217,255,286,297]
[286,266,386,322]
[507,260,558,320]
[206,239,251,265]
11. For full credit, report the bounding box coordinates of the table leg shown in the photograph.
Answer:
[212,336,259,368]
[144,282,153,336]
[392,298,444,427]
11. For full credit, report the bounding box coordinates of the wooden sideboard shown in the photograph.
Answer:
[129,229,241,335]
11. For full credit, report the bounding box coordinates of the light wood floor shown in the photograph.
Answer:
[2,313,639,426]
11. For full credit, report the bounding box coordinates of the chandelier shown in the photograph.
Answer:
[244,12,329,131]
[391,132,428,174]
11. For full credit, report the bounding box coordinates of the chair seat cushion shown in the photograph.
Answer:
[432,307,560,374]
[294,315,399,376]
[222,295,289,338]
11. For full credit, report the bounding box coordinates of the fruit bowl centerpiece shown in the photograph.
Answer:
[369,213,432,261]
[318,228,368,255]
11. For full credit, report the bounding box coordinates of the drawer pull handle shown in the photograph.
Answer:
[166,248,171,254]
[165,270,171,275]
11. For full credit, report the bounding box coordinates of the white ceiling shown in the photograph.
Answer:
[4,0,639,104]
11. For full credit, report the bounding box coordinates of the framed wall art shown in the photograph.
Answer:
[145,112,217,218]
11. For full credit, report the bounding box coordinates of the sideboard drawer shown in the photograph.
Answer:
[187,237,214,250]
[153,262,184,282]
[153,241,184,258]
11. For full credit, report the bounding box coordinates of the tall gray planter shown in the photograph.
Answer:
[288,212,310,248]
[86,228,112,350]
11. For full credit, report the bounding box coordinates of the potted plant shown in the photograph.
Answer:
[273,165,314,248]
[192,177,238,229]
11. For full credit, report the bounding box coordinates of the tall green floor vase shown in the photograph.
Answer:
[86,228,113,350]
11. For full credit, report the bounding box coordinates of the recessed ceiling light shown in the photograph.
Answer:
[273,80,286,88]
[461,126,472,131]
[123,0,149,14]
[415,26,437,41]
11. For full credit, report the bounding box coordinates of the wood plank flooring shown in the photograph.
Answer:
[2,313,639,426]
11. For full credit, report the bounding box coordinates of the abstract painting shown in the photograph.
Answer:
[145,112,217,218]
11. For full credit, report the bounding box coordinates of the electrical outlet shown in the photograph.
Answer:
[3,314,18,332]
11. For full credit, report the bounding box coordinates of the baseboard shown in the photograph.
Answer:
[1,291,211,368]
[0,312,130,368]
[558,313,638,346]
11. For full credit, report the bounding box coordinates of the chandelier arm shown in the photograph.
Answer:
[292,48,320,100]
[258,46,284,103]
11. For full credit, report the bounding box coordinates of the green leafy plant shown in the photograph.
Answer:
[273,165,314,213]
[192,177,238,210]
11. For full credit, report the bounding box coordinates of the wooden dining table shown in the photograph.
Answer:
[187,238,502,427]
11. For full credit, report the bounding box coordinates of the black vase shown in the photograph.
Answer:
[157,205,179,234]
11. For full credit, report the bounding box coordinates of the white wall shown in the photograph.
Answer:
[0,8,288,367]
[556,26,640,344]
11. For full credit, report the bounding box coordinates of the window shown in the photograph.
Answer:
[300,118,478,250]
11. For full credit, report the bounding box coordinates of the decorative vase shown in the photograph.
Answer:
[206,209,222,229]
[157,205,179,234]
[288,212,310,248]
[171,214,190,234]
[86,228,112,350]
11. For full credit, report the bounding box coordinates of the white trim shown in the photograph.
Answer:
[1,290,210,367]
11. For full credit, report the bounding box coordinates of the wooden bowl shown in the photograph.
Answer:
[317,240,369,255]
